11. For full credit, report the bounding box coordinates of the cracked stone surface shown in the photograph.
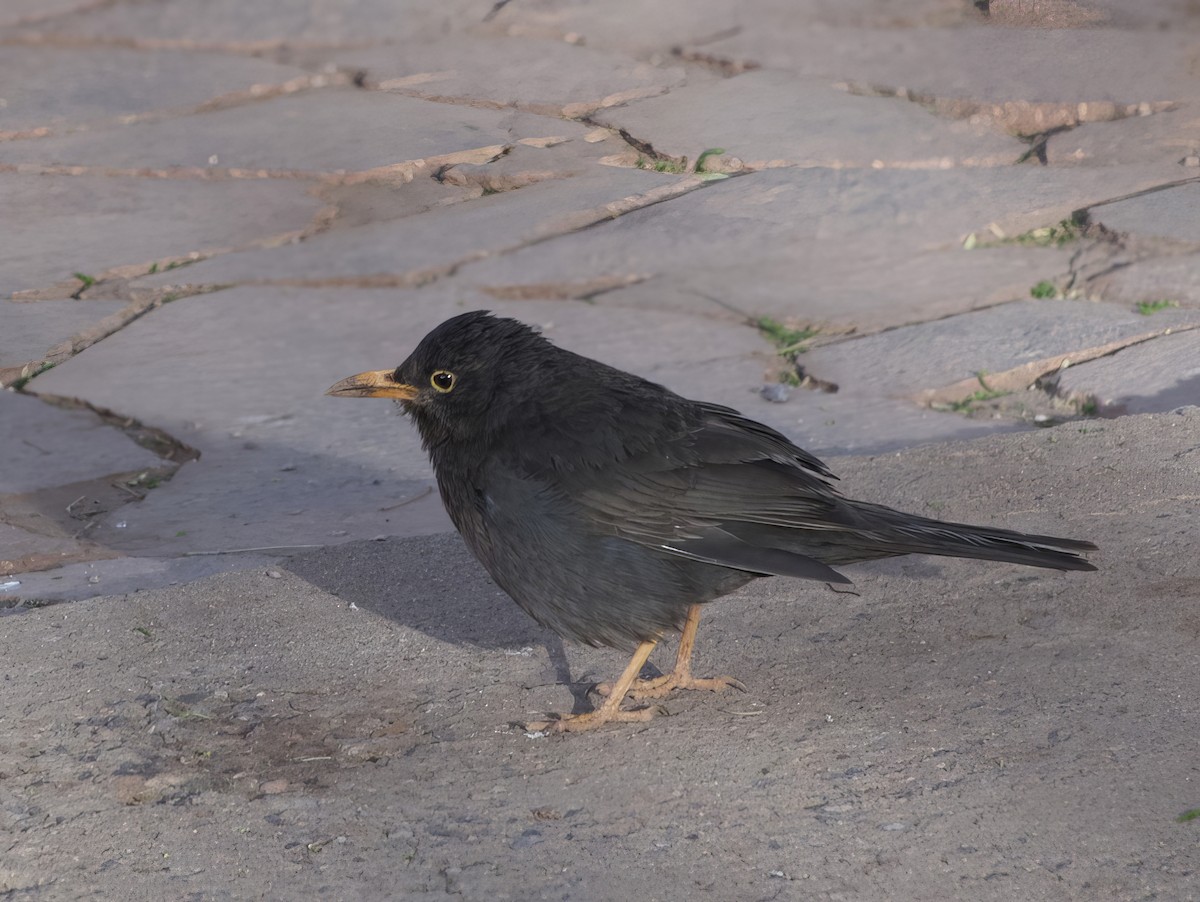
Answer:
[801,298,1200,400]
[4,1,1200,898]
[1,297,127,370]
[706,25,1199,109]
[0,171,324,297]
[0,391,162,494]
[0,89,537,172]
[1045,105,1200,167]
[1093,252,1200,307]
[1088,181,1200,244]
[1053,328,1200,415]
[130,166,682,289]
[0,45,309,136]
[590,68,1022,168]
[319,35,692,117]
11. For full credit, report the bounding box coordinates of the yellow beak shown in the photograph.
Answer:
[325,369,419,401]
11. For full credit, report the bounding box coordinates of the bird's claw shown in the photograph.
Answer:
[595,672,746,700]
[522,704,666,734]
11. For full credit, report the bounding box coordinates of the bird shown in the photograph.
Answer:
[327,311,1097,733]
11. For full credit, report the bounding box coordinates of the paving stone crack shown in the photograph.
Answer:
[0,64,352,144]
[842,80,1179,137]
[141,174,719,294]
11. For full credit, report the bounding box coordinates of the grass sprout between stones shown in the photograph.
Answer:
[635,156,688,174]
[1136,299,1179,315]
[1008,219,1082,247]
[70,272,96,298]
[757,316,818,386]
[1030,280,1057,299]
[694,148,726,172]
[963,217,1083,251]
[10,361,55,391]
[948,373,1010,413]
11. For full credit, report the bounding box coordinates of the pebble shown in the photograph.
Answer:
[760,382,792,404]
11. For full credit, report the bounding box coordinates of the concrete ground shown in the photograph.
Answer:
[2,1,1198,899]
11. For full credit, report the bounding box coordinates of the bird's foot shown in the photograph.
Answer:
[596,671,746,700]
[523,704,666,734]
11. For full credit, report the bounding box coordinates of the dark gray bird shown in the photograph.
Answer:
[327,311,1096,732]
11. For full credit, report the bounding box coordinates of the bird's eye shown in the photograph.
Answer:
[430,370,456,393]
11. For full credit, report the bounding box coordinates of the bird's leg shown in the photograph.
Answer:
[524,640,664,733]
[597,605,745,700]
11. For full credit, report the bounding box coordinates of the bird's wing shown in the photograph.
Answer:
[564,404,855,584]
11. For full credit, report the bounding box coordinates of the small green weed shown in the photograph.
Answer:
[1030,280,1057,299]
[635,156,688,174]
[756,316,818,385]
[1011,219,1082,247]
[70,272,97,298]
[948,373,1009,412]
[694,148,726,173]
[965,218,1083,251]
[756,316,817,355]
[1177,809,1200,823]
[1136,299,1179,316]
[10,361,55,391]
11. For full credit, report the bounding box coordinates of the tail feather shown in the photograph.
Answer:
[845,502,1098,572]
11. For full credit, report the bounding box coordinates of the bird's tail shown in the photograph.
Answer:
[842,501,1097,572]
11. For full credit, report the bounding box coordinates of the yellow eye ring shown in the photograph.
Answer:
[430,370,456,393]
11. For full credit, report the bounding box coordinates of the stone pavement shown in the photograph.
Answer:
[2,2,1199,899]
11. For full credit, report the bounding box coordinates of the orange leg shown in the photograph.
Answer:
[598,604,745,701]
[525,640,664,733]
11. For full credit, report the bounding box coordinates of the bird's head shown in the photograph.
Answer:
[326,310,552,446]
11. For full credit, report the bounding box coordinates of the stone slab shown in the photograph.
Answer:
[482,165,1181,267]
[0,45,308,135]
[1089,182,1200,245]
[0,172,324,297]
[1092,252,1200,307]
[11,0,486,45]
[1054,328,1200,415]
[320,35,690,116]
[586,243,1080,333]
[0,298,126,369]
[454,165,1180,331]
[2,410,1197,899]
[0,89,540,173]
[0,0,89,27]
[498,0,969,56]
[592,69,1021,168]
[1046,105,1200,167]
[131,166,680,289]
[0,390,162,494]
[801,298,1200,399]
[710,25,1199,108]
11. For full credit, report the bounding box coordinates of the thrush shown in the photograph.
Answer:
[327,311,1096,732]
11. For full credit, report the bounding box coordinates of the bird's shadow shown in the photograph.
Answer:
[285,533,626,713]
